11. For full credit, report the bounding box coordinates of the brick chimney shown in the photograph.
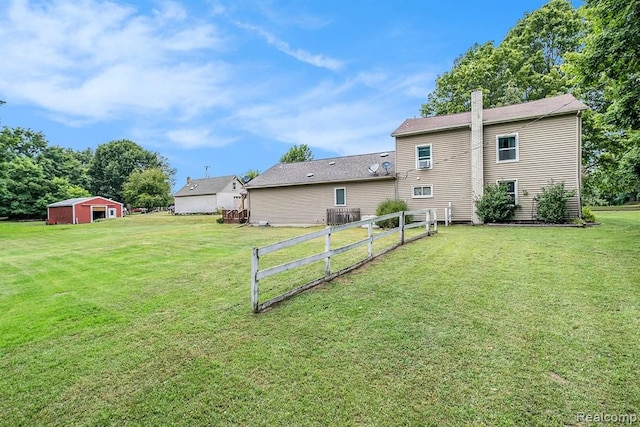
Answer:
[187,176,191,184]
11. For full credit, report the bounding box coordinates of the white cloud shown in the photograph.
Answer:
[235,21,343,71]
[232,79,401,155]
[0,0,228,123]
[166,128,237,149]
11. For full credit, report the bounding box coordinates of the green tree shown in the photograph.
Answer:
[122,168,172,210]
[280,144,313,163]
[241,169,260,182]
[0,127,95,218]
[421,0,583,116]
[89,140,175,202]
[0,127,51,218]
[568,0,640,130]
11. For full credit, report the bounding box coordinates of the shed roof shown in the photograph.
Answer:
[174,175,239,197]
[245,151,395,189]
[392,94,588,137]
[48,196,123,207]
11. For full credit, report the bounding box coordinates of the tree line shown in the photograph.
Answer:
[421,0,639,205]
[0,127,175,219]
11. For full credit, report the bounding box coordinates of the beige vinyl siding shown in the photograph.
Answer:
[484,114,581,220]
[248,179,395,225]
[395,128,474,222]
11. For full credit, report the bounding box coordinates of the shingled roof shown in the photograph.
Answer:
[392,94,588,137]
[174,175,238,197]
[245,151,396,189]
[48,196,122,207]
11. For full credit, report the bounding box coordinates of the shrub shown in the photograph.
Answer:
[534,181,577,224]
[474,183,518,223]
[375,199,410,228]
[216,217,224,224]
[582,206,597,223]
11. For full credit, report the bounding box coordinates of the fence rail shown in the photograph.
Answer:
[251,209,437,313]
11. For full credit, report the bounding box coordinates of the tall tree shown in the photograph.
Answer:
[563,0,640,203]
[0,127,90,218]
[122,168,172,210]
[89,139,175,202]
[568,0,640,130]
[280,144,313,163]
[421,0,583,116]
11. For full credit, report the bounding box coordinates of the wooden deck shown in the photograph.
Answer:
[222,209,248,224]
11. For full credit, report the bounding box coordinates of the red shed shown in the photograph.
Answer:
[47,197,123,225]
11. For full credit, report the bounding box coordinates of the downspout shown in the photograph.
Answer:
[577,111,583,218]
[470,90,484,224]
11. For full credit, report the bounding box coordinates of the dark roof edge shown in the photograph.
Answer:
[246,175,395,189]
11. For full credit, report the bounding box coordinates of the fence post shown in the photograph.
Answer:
[399,211,405,245]
[433,210,438,233]
[325,228,332,278]
[251,247,260,313]
[426,210,431,235]
[367,222,373,257]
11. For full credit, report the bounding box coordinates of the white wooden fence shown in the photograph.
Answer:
[250,209,437,313]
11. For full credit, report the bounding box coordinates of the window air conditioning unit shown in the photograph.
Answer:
[418,159,431,169]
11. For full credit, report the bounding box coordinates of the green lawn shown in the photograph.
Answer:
[1,212,638,426]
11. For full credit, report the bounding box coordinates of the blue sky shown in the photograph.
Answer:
[0,0,582,191]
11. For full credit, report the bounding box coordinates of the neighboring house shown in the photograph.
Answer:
[245,152,396,225]
[47,196,123,224]
[391,92,588,223]
[174,175,243,214]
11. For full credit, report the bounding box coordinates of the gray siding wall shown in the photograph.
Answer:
[483,114,581,220]
[248,180,395,225]
[175,194,218,214]
[395,128,474,222]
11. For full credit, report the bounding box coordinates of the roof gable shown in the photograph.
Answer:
[245,152,395,189]
[174,175,239,197]
[392,94,588,137]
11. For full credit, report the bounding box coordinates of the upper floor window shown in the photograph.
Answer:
[232,182,237,190]
[415,144,432,169]
[497,134,518,162]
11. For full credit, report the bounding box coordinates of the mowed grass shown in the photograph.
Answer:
[1,212,638,426]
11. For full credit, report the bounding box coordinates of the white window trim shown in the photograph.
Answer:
[334,187,346,206]
[415,144,433,170]
[411,184,434,199]
[497,179,518,205]
[496,133,519,163]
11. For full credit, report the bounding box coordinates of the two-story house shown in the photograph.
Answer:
[391,92,587,223]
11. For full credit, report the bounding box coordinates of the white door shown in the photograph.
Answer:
[108,208,116,218]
